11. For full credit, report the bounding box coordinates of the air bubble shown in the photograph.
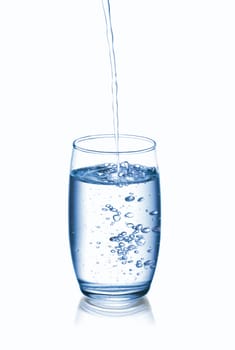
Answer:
[149,210,158,215]
[113,214,121,222]
[136,260,143,268]
[120,255,127,261]
[125,195,135,202]
[141,227,151,233]
[118,171,126,177]
[120,161,129,168]
[120,231,127,236]
[137,197,144,202]
[127,244,136,251]
[125,212,134,218]
[126,222,135,228]
[144,260,155,268]
[135,224,143,232]
[117,233,125,241]
[152,226,160,233]
[135,236,146,246]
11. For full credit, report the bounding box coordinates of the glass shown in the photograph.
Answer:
[69,134,161,301]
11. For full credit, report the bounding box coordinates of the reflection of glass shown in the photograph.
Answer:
[76,296,155,324]
[69,134,161,300]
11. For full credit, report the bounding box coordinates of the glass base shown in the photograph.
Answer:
[78,281,151,301]
[78,295,153,317]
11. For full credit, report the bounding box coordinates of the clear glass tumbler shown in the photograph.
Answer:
[69,134,161,300]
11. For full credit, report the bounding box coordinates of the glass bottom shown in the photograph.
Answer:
[78,281,151,301]
[78,295,152,317]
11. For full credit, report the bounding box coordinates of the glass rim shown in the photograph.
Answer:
[73,134,156,154]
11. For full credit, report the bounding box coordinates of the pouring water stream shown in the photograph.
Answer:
[101,0,120,170]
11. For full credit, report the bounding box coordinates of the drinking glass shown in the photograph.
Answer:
[69,134,161,300]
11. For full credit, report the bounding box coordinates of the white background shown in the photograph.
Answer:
[0,0,234,349]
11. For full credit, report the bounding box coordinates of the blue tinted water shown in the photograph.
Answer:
[69,162,161,298]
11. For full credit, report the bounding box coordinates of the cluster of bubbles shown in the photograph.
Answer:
[109,229,155,270]
[102,194,159,270]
